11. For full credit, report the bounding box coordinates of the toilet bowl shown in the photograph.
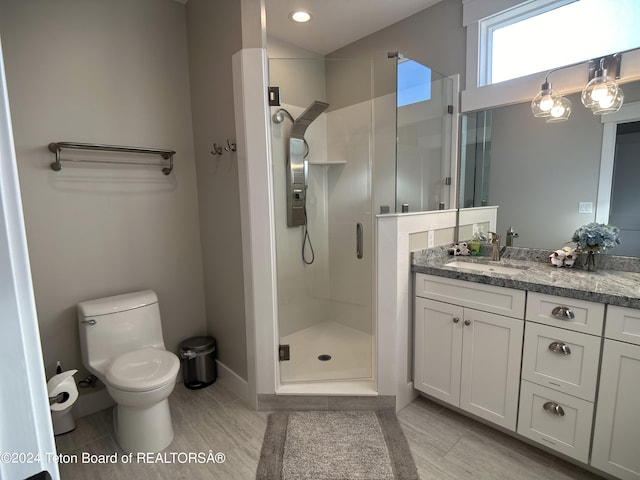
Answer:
[77,290,180,453]
[106,347,179,453]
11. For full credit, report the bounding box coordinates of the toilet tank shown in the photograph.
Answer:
[78,290,166,376]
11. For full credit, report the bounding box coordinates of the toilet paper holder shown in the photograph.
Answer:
[49,391,70,405]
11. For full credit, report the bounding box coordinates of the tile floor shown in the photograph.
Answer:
[55,381,606,480]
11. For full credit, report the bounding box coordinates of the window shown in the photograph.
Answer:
[481,0,640,86]
[397,59,431,107]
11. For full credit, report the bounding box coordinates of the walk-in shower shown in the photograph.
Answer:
[267,54,456,392]
[269,57,374,388]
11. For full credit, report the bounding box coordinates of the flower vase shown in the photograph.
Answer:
[583,249,598,272]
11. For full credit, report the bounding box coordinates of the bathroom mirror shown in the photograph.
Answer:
[461,79,640,256]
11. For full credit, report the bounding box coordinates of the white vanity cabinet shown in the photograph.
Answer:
[414,274,525,430]
[414,266,640,478]
[517,293,604,463]
[591,305,640,480]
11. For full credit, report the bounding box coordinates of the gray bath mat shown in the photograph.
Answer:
[256,410,419,480]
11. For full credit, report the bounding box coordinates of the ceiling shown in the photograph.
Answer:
[265,0,444,55]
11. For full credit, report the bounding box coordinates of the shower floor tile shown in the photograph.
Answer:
[279,321,372,383]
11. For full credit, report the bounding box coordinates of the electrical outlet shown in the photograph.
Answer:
[579,202,593,214]
[427,230,435,248]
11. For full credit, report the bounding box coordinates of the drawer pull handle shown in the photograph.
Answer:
[551,306,575,320]
[548,342,571,355]
[453,317,460,324]
[543,401,565,417]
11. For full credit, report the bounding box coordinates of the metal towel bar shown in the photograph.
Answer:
[48,142,175,175]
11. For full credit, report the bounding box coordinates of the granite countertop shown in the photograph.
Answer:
[411,246,640,309]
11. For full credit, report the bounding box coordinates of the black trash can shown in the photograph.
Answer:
[179,336,217,389]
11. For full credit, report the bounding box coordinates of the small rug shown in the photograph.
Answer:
[256,410,419,480]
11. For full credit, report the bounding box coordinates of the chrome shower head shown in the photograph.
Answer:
[291,101,329,139]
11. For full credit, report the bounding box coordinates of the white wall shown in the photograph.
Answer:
[186,0,248,381]
[0,0,206,385]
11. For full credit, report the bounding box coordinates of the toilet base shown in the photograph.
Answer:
[113,399,174,453]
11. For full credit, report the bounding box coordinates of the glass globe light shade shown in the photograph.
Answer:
[591,86,624,115]
[546,96,572,123]
[581,75,619,108]
[531,82,561,118]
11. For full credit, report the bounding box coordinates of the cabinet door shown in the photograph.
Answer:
[414,297,463,405]
[460,309,523,430]
[591,340,640,480]
[605,305,640,345]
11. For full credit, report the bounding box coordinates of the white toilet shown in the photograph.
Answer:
[77,290,180,453]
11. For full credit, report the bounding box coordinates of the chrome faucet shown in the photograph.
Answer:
[506,226,519,247]
[489,232,501,261]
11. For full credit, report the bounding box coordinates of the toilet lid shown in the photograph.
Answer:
[106,348,179,392]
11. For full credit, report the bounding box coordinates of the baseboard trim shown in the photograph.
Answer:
[216,360,249,403]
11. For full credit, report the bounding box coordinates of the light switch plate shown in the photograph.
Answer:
[579,202,593,214]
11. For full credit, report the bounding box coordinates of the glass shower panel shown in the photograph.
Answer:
[268,57,373,384]
[395,59,453,212]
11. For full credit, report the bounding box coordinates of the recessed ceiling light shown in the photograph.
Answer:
[290,10,311,23]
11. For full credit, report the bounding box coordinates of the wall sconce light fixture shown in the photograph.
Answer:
[581,55,623,115]
[531,53,624,123]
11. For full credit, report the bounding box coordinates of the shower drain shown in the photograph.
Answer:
[317,354,332,361]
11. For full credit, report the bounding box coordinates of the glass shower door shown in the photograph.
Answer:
[268,57,374,384]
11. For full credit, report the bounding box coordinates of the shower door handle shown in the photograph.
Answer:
[356,222,363,259]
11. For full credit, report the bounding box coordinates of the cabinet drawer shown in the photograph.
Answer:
[522,323,601,401]
[605,305,640,346]
[415,273,525,318]
[525,292,604,335]
[518,380,593,463]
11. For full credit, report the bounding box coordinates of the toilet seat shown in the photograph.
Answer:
[106,347,179,392]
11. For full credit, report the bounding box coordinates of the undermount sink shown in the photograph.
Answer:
[444,260,528,276]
